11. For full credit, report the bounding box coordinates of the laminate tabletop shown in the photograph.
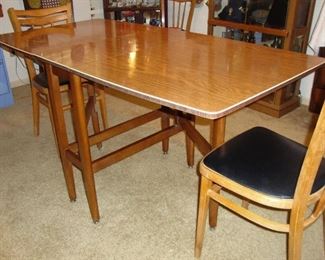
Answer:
[0,19,324,119]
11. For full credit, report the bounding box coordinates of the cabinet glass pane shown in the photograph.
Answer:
[103,0,162,25]
[215,0,288,29]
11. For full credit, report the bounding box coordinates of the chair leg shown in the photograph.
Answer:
[288,210,305,260]
[67,86,78,142]
[92,109,102,149]
[323,211,325,254]
[209,185,221,228]
[47,95,60,156]
[288,226,304,260]
[87,85,102,149]
[181,2,187,30]
[31,86,40,136]
[323,212,325,256]
[172,1,176,28]
[95,86,108,129]
[195,176,212,258]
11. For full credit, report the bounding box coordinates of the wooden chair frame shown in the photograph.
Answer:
[8,4,108,137]
[195,103,325,260]
[170,0,195,31]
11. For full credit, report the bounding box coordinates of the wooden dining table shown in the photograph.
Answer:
[0,19,324,223]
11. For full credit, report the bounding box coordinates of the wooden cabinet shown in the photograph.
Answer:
[103,0,166,26]
[309,46,325,114]
[0,48,14,108]
[208,0,316,117]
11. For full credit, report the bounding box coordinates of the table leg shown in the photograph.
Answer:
[211,116,250,211]
[45,64,76,202]
[161,111,170,154]
[86,84,102,149]
[210,117,226,148]
[185,115,195,167]
[69,73,100,223]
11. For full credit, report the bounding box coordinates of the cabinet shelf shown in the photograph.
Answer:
[103,0,167,26]
[105,5,160,12]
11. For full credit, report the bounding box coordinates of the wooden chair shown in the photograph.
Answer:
[23,0,71,10]
[195,103,325,259]
[8,4,108,137]
[169,0,195,31]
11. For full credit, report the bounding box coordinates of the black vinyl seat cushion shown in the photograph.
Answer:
[33,72,69,88]
[203,127,325,199]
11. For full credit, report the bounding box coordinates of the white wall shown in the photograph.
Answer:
[72,0,91,21]
[1,0,29,87]
[300,0,324,105]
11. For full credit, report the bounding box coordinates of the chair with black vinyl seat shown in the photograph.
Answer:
[195,103,325,260]
[8,4,108,138]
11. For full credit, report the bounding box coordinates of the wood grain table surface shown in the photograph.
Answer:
[1,19,324,120]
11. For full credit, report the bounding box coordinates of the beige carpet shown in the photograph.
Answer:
[0,85,324,260]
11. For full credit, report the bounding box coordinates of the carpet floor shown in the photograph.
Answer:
[0,85,324,260]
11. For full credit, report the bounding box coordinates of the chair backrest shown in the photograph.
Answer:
[8,3,73,33]
[7,4,73,80]
[23,0,72,9]
[170,0,195,31]
[292,101,325,221]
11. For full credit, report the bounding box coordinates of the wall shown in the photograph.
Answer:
[72,0,91,21]
[300,0,324,105]
[0,0,29,87]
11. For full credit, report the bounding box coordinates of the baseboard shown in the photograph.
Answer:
[300,96,310,106]
[10,79,29,88]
